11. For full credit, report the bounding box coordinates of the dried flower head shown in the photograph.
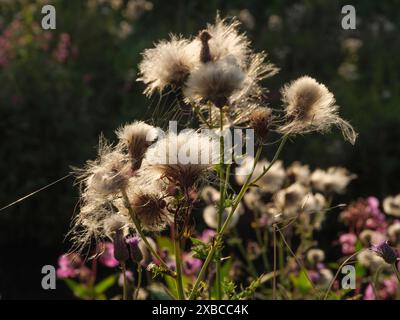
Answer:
[129,191,172,232]
[199,30,212,63]
[359,230,385,247]
[383,195,400,217]
[236,157,286,194]
[248,107,272,145]
[311,167,356,194]
[388,222,400,244]
[287,161,311,185]
[143,131,219,190]
[306,248,325,265]
[189,15,251,67]
[76,139,130,198]
[103,214,129,238]
[137,35,198,95]
[358,250,386,270]
[301,192,326,214]
[116,121,159,171]
[201,186,221,205]
[183,57,245,108]
[278,76,357,144]
[202,202,244,230]
[274,183,308,218]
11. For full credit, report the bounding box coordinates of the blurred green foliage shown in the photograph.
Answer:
[0,0,399,298]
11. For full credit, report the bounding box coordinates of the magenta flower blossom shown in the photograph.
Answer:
[182,253,202,276]
[364,284,375,300]
[99,243,119,268]
[56,253,82,279]
[371,240,398,264]
[339,233,357,255]
[199,229,216,243]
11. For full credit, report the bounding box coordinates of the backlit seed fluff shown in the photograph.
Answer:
[143,131,219,190]
[388,223,400,244]
[116,121,159,171]
[248,107,272,144]
[383,194,400,217]
[203,202,244,230]
[183,57,245,108]
[278,76,358,144]
[306,248,325,265]
[103,214,129,239]
[311,167,356,194]
[274,183,308,217]
[235,157,286,194]
[78,140,130,197]
[287,162,311,185]
[130,191,172,232]
[137,35,198,96]
[193,15,251,67]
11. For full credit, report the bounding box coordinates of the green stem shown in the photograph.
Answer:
[134,264,142,300]
[174,237,185,300]
[233,228,258,278]
[216,108,225,299]
[323,250,363,300]
[189,135,289,300]
[392,263,400,284]
[120,188,175,277]
[254,211,270,272]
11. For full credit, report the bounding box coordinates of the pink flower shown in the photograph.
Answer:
[118,270,134,287]
[339,233,357,255]
[199,229,216,243]
[56,254,82,279]
[182,253,202,276]
[364,284,375,300]
[99,243,119,268]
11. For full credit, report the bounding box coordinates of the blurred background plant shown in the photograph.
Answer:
[1,0,399,298]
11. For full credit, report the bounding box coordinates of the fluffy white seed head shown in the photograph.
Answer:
[116,121,160,171]
[235,157,286,194]
[143,130,219,190]
[278,76,357,144]
[138,35,199,96]
[311,167,356,194]
[383,194,400,217]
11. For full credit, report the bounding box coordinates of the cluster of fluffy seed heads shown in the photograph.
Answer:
[69,119,224,252]
[138,15,278,126]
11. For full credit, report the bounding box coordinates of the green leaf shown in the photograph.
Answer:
[164,275,178,299]
[64,278,90,299]
[290,270,312,294]
[94,274,117,294]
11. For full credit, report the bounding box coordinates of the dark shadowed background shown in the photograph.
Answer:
[0,0,399,299]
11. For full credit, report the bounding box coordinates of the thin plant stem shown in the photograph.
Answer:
[232,228,258,278]
[174,237,185,300]
[216,108,225,299]
[120,188,175,276]
[134,264,142,300]
[276,227,318,295]
[323,250,363,300]
[392,263,400,284]
[189,135,289,299]
[121,262,128,300]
